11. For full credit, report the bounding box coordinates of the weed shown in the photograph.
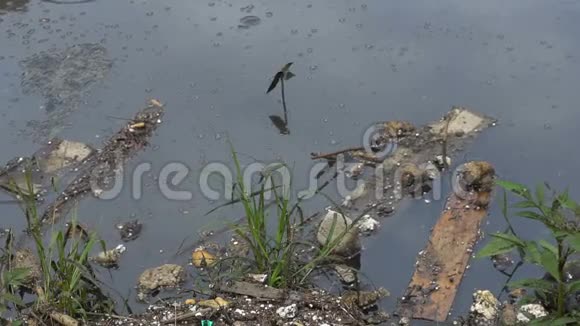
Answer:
[4,166,114,321]
[206,143,370,289]
[476,180,580,324]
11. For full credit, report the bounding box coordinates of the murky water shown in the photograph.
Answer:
[1,0,580,321]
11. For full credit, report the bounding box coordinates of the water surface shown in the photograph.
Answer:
[1,0,579,320]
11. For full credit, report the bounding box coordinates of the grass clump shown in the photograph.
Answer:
[476,180,580,324]
[207,145,359,289]
[2,167,114,322]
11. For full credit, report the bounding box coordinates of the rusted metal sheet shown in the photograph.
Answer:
[397,161,495,322]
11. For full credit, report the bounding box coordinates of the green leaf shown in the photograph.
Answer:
[567,233,580,253]
[523,242,542,264]
[538,240,558,257]
[489,232,526,247]
[531,317,578,326]
[540,249,560,281]
[516,210,544,221]
[535,183,545,205]
[496,179,528,195]
[508,278,555,291]
[266,71,283,94]
[1,292,23,305]
[566,279,580,295]
[475,233,520,258]
[514,200,537,208]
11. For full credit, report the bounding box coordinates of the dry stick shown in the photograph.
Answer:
[160,308,212,325]
[310,147,364,160]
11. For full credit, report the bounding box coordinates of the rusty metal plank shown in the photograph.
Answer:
[397,161,495,322]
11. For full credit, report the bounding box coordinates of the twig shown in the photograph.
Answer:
[160,308,212,324]
[310,147,363,160]
[84,312,139,321]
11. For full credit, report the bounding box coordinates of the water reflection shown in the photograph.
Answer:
[0,0,29,14]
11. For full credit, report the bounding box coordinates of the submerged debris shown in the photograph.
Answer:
[192,248,217,268]
[12,248,41,288]
[20,43,113,141]
[116,219,143,242]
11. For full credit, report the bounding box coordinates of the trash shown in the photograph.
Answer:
[313,107,495,233]
[516,304,548,323]
[91,244,126,268]
[247,273,267,283]
[137,264,185,299]
[397,161,496,322]
[356,214,380,234]
[201,320,214,326]
[116,219,143,242]
[192,248,217,268]
[467,290,500,326]
[276,303,297,319]
[197,297,230,309]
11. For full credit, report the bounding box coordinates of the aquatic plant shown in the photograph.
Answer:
[0,230,29,321]
[476,180,580,324]
[267,62,295,134]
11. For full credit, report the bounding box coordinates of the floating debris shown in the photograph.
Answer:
[137,264,185,300]
[192,248,217,268]
[91,244,126,268]
[116,219,143,242]
[238,15,261,29]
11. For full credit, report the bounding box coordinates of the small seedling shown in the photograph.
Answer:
[267,62,295,134]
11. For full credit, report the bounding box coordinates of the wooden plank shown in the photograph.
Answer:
[397,161,495,322]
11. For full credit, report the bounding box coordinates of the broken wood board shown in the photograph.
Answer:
[397,161,495,322]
